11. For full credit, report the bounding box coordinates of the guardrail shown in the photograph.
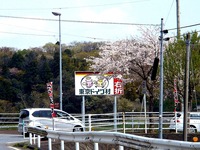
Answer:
[17,111,174,135]
[2,112,200,149]
[0,113,18,128]
[0,111,197,133]
[82,112,174,133]
[27,127,200,150]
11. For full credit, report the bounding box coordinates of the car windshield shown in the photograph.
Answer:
[55,111,75,120]
[56,111,69,117]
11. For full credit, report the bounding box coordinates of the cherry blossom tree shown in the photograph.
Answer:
[86,27,161,114]
[89,29,158,81]
[84,27,168,133]
[87,27,159,80]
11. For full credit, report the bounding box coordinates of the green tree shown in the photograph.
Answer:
[164,31,200,111]
[38,54,53,84]
[50,51,59,78]
[0,77,15,101]
[23,51,39,94]
[9,52,25,69]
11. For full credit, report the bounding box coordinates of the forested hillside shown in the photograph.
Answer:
[0,42,100,113]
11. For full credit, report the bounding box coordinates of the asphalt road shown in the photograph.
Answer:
[0,133,29,150]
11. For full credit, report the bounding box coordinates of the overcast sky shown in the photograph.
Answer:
[0,0,200,49]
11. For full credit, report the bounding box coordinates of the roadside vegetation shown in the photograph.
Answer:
[0,28,200,114]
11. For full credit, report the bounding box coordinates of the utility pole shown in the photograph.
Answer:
[176,0,180,39]
[183,33,190,141]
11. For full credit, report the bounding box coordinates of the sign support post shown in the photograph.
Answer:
[114,96,117,132]
[82,96,85,127]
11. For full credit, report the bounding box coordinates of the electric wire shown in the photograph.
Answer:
[164,0,175,26]
[58,0,150,9]
[0,0,150,11]
[0,31,55,37]
[0,26,112,41]
[0,14,159,41]
[167,23,200,31]
[0,22,56,34]
[1,14,200,41]
[168,30,200,40]
[0,15,159,26]
[0,30,111,41]
[2,14,200,39]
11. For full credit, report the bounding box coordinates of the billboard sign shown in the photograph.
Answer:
[75,71,124,96]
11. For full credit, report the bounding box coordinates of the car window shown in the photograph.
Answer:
[19,110,29,118]
[40,110,52,118]
[176,113,181,117]
[32,111,40,117]
[32,110,52,118]
[190,114,200,119]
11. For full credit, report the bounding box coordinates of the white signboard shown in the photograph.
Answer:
[75,71,124,96]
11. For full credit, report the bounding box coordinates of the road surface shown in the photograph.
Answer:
[0,130,28,150]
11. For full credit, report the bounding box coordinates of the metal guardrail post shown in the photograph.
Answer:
[38,135,41,148]
[119,146,124,150]
[61,140,64,150]
[75,142,80,150]
[94,143,99,150]
[89,114,92,131]
[29,133,32,145]
[48,138,52,150]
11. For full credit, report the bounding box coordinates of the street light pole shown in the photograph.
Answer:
[52,12,62,110]
[159,18,164,139]
[159,18,169,139]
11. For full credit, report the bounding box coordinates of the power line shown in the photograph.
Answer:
[0,30,111,41]
[1,15,200,41]
[0,0,150,11]
[0,15,139,41]
[168,30,200,39]
[0,22,56,34]
[165,0,175,25]
[0,31,55,37]
[59,0,150,9]
[0,15,159,26]
[167,23,200,31]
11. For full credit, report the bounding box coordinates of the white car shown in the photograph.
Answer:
[18,108,84,135]
[169,112,200,133]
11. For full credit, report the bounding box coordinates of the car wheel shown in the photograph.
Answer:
[169,129,175,133]
[73,126,83,132]
[23,132,29,137]
[189,126,197,133]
